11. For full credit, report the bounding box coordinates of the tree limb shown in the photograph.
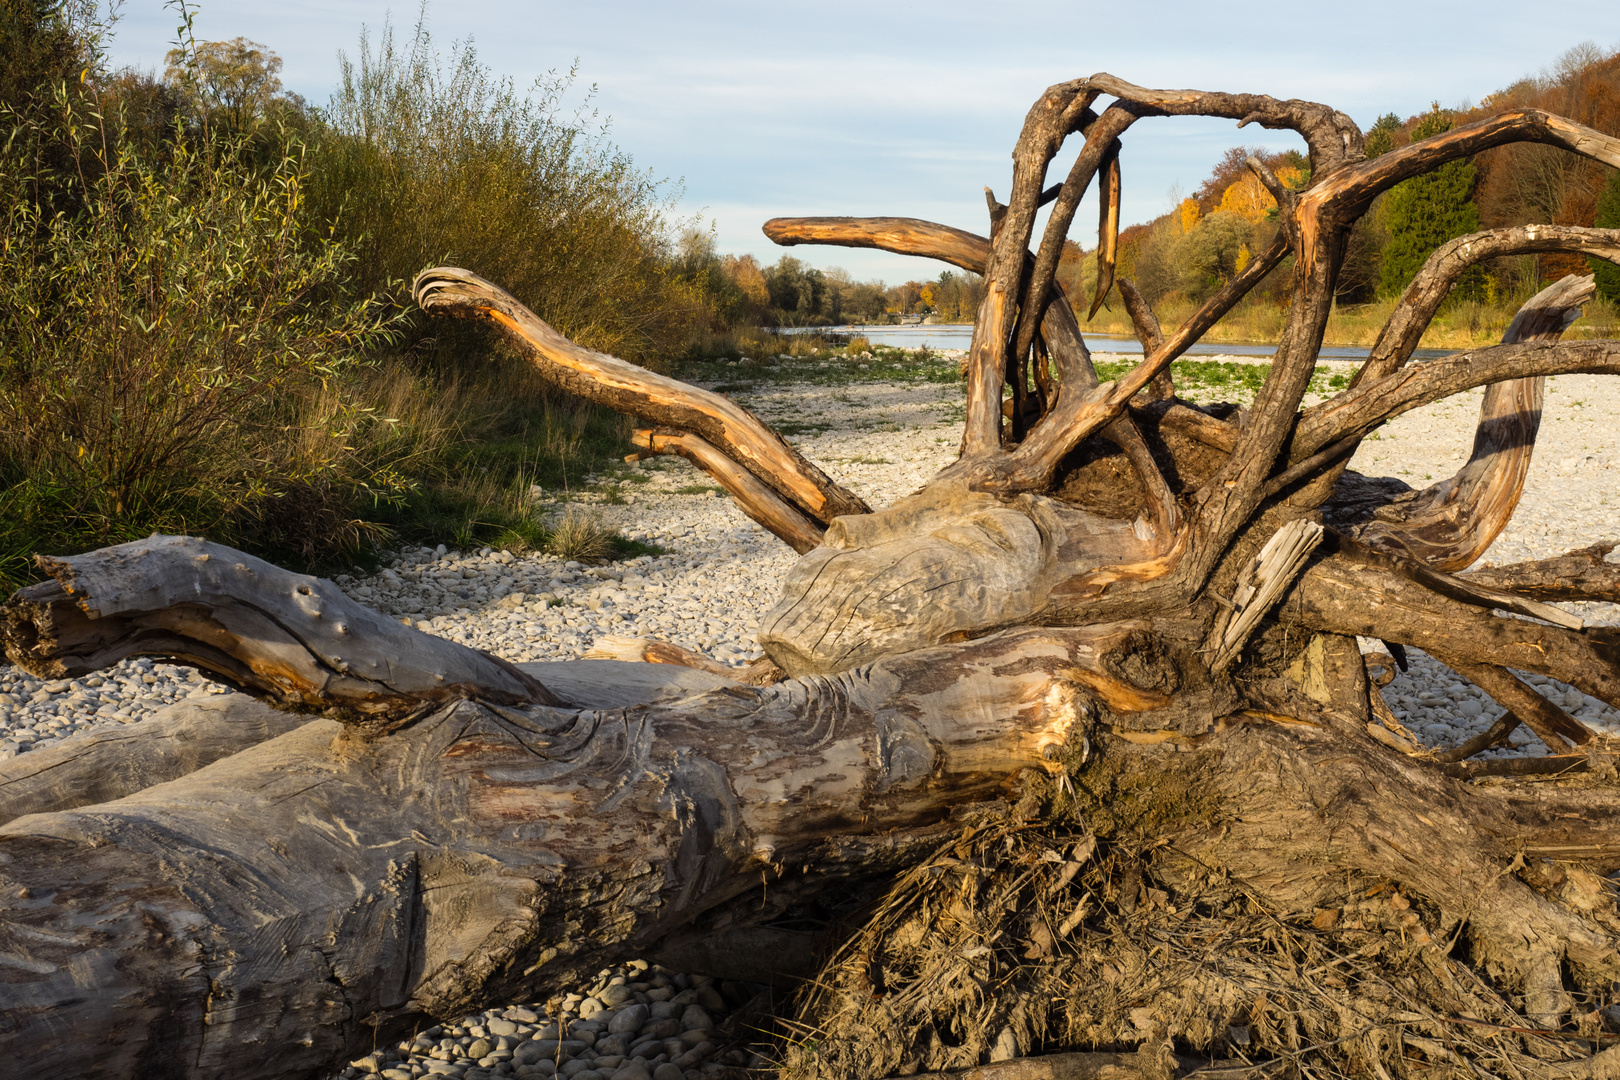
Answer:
[1347,275,1594,570]
[631,427,825,553]
[1,535,558,720]
[1356,227,1620,384]
[413,268,869,525]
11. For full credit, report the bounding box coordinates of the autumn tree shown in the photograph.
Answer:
[163,36,290,132]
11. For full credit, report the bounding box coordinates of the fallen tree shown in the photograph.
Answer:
[3,75,1620,1080]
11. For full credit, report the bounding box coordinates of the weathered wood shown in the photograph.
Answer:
[0,629,1121,1078]
[4,74,1620,1080]
[630,426,825,553]
[1350,275,1594,570]
[413,267,869,526]
[1428,654,1594,751]
[0,535,557,719]
[1460,541,1620,602]
[0,692,307,825]
[1358,227,1620,383]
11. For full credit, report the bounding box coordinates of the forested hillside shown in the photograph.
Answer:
[1063,43,1620,339]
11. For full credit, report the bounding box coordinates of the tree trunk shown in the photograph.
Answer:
[5,75,1620,1080]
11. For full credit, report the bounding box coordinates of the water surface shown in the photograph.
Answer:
[785,323,1453,362]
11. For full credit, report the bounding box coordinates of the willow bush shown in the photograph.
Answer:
[0,85,400,588]
[308,20,710,369]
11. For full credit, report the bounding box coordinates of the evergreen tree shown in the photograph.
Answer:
[1379,107,1482,298]
[1592,168,1620,304]
[1363,112,1400,160]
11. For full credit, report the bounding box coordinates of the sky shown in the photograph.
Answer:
[104,0,1619,284]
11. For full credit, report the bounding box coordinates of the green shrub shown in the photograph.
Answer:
[0,83,399,588]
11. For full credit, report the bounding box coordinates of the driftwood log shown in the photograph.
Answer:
[3,75,1620,1079]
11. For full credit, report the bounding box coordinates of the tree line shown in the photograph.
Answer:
[1067,42,1620,315]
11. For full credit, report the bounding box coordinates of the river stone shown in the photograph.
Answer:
[673,1042,713,1069]
[509,1008,539,1023]
[678,1006,713,1032]
[694,986,726,1013]
[648,1001,677,1020]
[595,1036,629,1058]
[640,1019,681,1040]
[467,1038,493,1060]
[600,984,636,1007]
[488,1018,519,1037]
[652,1066,684,1080]
[610,1066,652,1080]
[607,1004,648,1034]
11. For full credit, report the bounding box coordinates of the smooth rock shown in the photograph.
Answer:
[607,1004,648,1034]
[640,1019,680,1040]
[599,985,635,1007]
[677,1006,712,1032]
[652,1066,684,1080]
[489,1018,519,1037]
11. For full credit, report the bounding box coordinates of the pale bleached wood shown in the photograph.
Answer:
[0,627,1127,1079]
[1,535,557,720]
[413,268,869,526]
[0,691,307,826]
[630,426,825,553]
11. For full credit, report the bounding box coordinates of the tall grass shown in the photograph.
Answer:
[306,18,709,368]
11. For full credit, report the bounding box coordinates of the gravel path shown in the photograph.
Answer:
[1,350,1616,1077]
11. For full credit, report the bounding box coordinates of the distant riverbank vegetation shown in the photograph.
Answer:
[1065,42,1620,346]
[1,2,1615,582]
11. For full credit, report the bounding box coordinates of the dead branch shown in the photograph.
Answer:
[0,535,557,719]
[413,268,869,525]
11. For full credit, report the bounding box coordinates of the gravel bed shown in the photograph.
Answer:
[334,959,773,1080]
[1,350,1616,1075]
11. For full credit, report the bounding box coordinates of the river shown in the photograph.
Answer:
[781,323,1454,362]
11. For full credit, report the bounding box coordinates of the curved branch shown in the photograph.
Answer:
[963,82,1103,457]
[1308,108,1620,220]
[1348,275,1594,571]
[1,535,559,719]
[761,217,989,274]
[631,428,825,553]
[414,268,869,525]
[1010,107,1138,365]
[1357,227,1620,384]
[1295,339,1620,459]
[1081,73,1365,173]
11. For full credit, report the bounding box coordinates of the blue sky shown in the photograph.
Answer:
[105,1,1618,283]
